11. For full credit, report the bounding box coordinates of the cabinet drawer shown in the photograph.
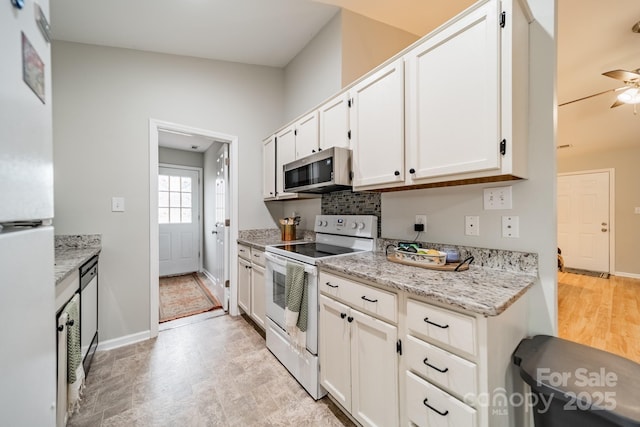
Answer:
[251,249,266,267]
[406,371,476,427]
[320,272,397,323]
[405,335,477,400]
[407,299,477,356]
[238,244,251,260]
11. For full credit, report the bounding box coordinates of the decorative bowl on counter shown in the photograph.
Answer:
[391,248,447,266]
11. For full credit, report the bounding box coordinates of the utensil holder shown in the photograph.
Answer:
[281,224,296,241]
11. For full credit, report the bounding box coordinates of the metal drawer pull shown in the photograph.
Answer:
[423,398,449,416]
[424,317,449,329]
[423,357,449,373]
[326,282,339,288]
[361,296,378,303]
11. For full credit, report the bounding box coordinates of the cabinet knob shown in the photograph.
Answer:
[340,313,346,319]
[347,316,354,323]
[394,170,400,176]
[57,325,64,332]
[312,149,316,153]
[409,168,416,174]
[66,319,74,327]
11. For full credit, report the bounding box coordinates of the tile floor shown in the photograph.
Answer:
[68,314,354,427]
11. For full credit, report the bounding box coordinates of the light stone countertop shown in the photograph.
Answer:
[55,235,102,285]
[316,251,537,317]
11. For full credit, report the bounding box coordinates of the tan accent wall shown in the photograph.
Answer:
[558,146,640,275]
[341,10,419,87]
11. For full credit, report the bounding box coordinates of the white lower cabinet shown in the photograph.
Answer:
[236,244,266,330]
[319,273,399,427]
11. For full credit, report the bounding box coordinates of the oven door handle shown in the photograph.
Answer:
[265,252,318,275]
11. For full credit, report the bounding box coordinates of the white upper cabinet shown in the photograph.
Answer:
[262,135,276,200]
[319,93,351,150]
[405,0,500,180]
[350,58,405,189]
[404,0,528,186]
[275,126,296,199]
[295,111,319,158]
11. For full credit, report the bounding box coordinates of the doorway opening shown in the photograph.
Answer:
[149,119,239,338]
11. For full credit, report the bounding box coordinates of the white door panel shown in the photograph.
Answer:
[159,167,200,276]
[557,171,610,272]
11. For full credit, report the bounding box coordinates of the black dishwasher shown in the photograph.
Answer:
[80,256,98,374]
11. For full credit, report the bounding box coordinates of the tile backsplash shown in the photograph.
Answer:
[321,190,381,237]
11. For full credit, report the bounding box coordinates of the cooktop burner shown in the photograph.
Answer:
[270,242,360,259]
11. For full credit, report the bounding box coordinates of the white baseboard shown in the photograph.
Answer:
[97,330,151,352]
[202,268,218,285]
[614,271,640,279]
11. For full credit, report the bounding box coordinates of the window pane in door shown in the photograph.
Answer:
[181,177,192,192]
[181,193,192,208]
[169,192,181,208]
[159,175,169,191]
[158,191,169,208]
[169,176,180,191]
[158,208,169,224]
[170,208,181,223]
[181,208,192,223]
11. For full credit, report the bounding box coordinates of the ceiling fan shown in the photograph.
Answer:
[559,68,640,112]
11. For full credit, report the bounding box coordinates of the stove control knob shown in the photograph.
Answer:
[350,222,357,229]
[317,220,327,227]
[317,220,323,226]
[357,222,365,230]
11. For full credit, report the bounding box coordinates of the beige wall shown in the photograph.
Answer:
[52,41,284,343]
[341,10,419,86]
[558,146,640,275]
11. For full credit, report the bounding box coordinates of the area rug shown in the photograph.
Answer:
[159,273,222,322]
[564,267,610,279]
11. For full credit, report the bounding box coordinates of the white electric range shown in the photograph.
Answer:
[264,215,377,399]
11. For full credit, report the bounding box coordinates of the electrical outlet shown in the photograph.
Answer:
[465,216,479,236]
[483,186,513,210]
[502,216,519,238]
[415,214,427,231]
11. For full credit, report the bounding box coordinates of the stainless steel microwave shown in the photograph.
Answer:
[283,147,352,193]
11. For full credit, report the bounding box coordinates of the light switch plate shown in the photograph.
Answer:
[465,216,479,236]
[502,216,519,238]
[112,197,125,212]
[483,186,513,210]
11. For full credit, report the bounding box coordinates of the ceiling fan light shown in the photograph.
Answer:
[617,88,640,104]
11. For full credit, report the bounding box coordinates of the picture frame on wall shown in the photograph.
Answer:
[22,32,45,104]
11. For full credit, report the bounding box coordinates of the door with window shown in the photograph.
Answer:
[158,166,200,276]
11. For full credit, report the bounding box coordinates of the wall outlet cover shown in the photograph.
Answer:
[465,215,480,236]
[502,215,519,238]
[112,197,125,212]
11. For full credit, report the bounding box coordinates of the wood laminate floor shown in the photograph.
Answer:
[558,271,640,363]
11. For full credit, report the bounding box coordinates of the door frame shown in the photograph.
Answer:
[557,168,615,274]
[158,163,204,274]
[149,119,240,339]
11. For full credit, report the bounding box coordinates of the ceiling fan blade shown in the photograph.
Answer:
[602,69,640,82]
[559,88,615,107]
[610,99,626,108]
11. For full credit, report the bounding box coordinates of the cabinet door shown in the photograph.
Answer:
[351,58,404,189]
[350,309,399,427]
[295,111,319,158]
[319,295,352,411]
[263,135,276,199]
[275,126,296,198]
[405,0,501,181]
[237,257,251,314]
[319,93,350,150]
[250,264,266,329]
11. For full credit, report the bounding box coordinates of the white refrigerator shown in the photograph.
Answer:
[0,0,56,426]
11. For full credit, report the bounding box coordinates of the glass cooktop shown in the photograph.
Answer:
[270,242,360,259]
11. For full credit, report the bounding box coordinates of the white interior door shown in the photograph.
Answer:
[558,171,610,273]
[159,166,200,276]
[214,144,230,310]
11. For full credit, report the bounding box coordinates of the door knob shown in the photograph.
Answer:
[601,228,608,232]
[601,222,607,226]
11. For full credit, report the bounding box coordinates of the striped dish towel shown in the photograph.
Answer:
[64,294,85,415]
[284,262,308,351]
